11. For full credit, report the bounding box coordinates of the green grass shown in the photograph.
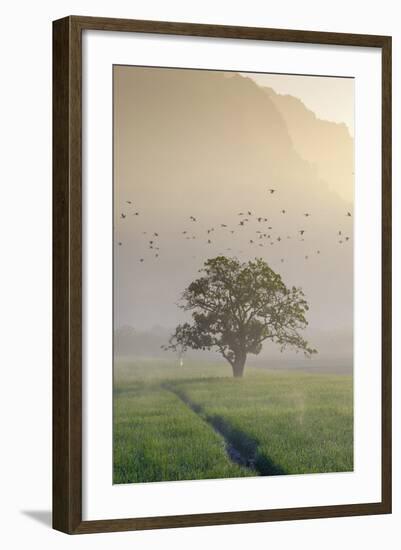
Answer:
[113,359,353,483]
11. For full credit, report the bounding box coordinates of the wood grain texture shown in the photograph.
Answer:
[52,15,392,534]
[74,502,389,534]
[381,35,392,514]
[52,16,82,534]
[70,15,389,47]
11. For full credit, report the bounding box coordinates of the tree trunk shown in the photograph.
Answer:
[232,352,246,378]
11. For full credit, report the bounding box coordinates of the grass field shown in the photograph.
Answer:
[113,360,353,484]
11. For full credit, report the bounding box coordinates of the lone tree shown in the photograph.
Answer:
[166,256,316,377]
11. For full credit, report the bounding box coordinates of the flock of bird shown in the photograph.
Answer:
[117,188,352,265]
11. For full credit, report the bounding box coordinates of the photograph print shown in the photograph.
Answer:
[113,65,354,485]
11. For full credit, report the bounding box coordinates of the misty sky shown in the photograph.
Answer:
[113,66,354,362]
[246,73,354,137]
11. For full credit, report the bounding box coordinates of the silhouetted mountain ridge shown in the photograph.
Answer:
[262,85,354,203]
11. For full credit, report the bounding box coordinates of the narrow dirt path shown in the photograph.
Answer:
[163,383,285,476]
[164,383,257,472]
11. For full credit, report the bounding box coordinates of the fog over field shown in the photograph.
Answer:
[113,66,354,369]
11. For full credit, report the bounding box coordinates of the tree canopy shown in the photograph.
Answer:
[166,256,317,377]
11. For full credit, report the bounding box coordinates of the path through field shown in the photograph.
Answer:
[113,360,353,484]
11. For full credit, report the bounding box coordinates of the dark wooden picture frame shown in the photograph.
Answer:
[53,15,392,534]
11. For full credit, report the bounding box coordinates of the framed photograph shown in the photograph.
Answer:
[53,16,392,534]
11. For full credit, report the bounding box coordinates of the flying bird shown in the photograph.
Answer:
[140,258,144,263]
[347,212,352,217]
[118,242,122,246]
[134,212,139,216]
[281,210,286,214]
[268,189,275,194]
[120,213,126,219]
[299,230,305,235]
[304,213,310,217]
[126,200,132,204]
